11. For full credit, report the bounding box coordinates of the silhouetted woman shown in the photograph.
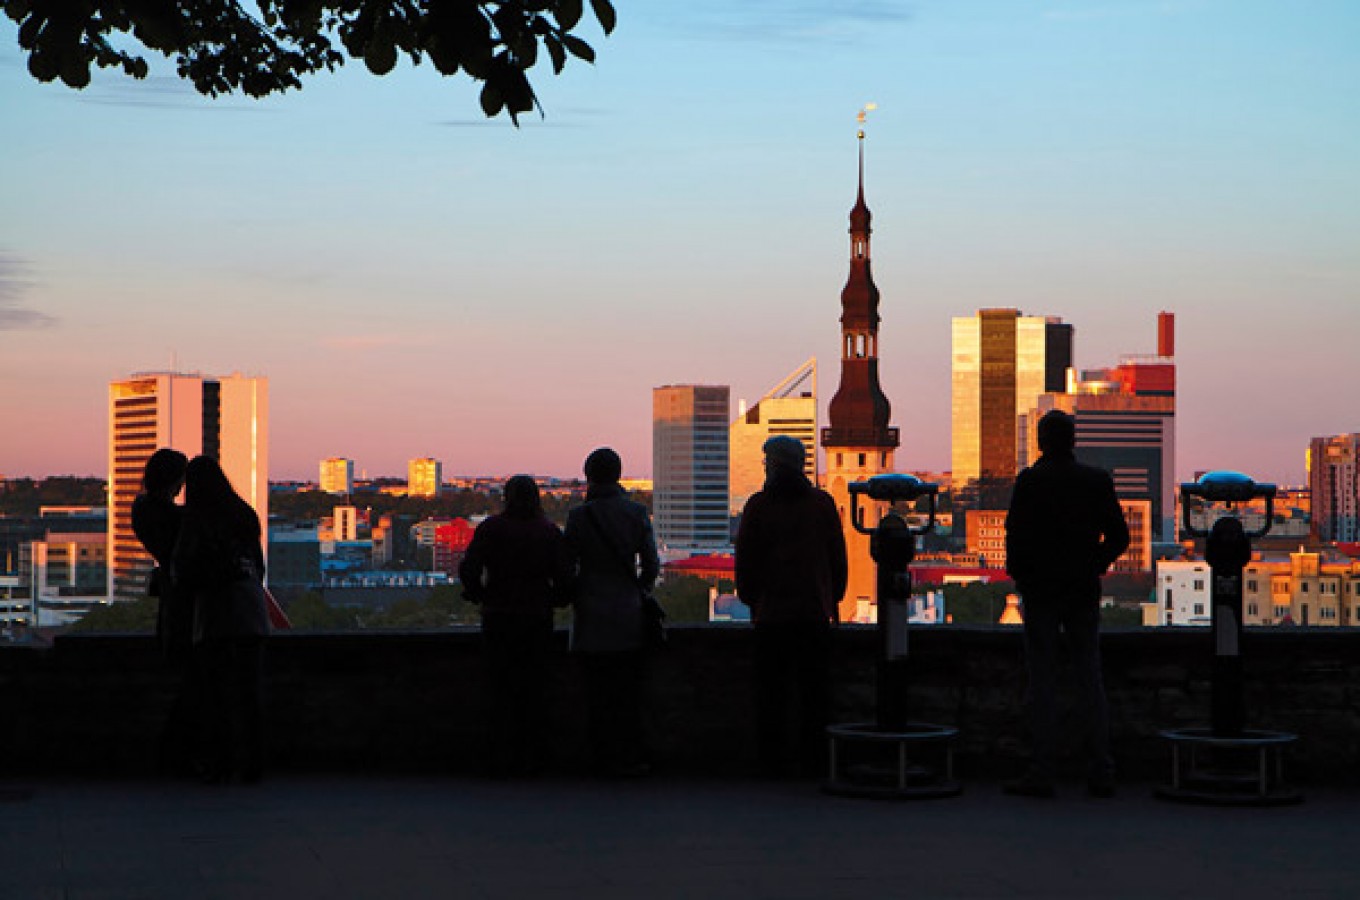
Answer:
[564,448,661,776]
[174,455,269,783]
[459,475,572,776]
[132,447,193,772]
[132,448,190,657]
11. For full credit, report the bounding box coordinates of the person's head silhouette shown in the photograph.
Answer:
[583,447,622,485]
[1036,410,1076,455]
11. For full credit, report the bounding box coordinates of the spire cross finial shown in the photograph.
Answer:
[855,103,875,199]
[858,131,865,200]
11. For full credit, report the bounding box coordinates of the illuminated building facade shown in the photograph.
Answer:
[951,308,1072,488]
[654,384,731,554]
[821,133,899,621]
[108,372,269,600]
[1027,312,1176,542]
[1154,550,1360,627]
[407,457,443,498]
[320,457,355,495]
[730,358,817,515]
[1309,433,1360,543]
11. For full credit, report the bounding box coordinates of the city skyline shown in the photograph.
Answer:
[3,2,1357,483]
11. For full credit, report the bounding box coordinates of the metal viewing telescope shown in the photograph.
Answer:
[1157,470,1300,805]
[824,474,961,800]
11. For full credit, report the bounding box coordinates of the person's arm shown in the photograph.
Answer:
[549,525,576,608]
[1005,473,1036,586]
[172,513,206,591]
[1095,474,1131,574]
[734,500,762,610]
[636,509,661,590]
[823,495,849,613]
[458,522,490,604]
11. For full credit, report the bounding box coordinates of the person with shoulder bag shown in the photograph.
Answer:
[174,456,269,784]
[564,448,661,777]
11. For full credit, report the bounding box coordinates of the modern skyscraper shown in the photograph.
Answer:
[653,384,731,555]
[951,309,1072,489]
[108,372,269,600]
[407,457,443,498]
[319,457,355,494]
[1309,433,1360,543]
[730,358,817,515]
[1026,313,1176,542]
[821,131,899,621]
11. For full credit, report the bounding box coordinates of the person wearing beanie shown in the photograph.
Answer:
[564,447,661,776]
[1004,409,1130,798]
[734,436,847,778]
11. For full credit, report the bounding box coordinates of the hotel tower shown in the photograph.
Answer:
[108,372,269,600]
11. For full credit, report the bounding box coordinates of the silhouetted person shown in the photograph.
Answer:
[459,475,573,776]
[735,436,848,778]
[564,448,661,777]
[132,448,195,774]
[174,456,269,784]
[133,449,190,659]
[1004,410,1129,798]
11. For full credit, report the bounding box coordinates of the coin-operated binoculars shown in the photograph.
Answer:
[1157,471,1300,805]
[824,474,961,800]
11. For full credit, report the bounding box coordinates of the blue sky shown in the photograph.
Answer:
[2,1,1357,482]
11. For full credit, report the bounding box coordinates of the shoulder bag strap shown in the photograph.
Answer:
[583,504,640,585]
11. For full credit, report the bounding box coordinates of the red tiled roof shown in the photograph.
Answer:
[909,566,1010,586]
[664,555,736,574]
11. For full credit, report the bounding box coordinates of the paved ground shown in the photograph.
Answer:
[2,775,1356,899]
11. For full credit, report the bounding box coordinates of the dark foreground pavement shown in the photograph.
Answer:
[2,776,1356,899]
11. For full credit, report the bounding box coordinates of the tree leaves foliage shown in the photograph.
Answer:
[3,0,617,123]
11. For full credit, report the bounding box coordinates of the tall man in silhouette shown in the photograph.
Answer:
[1004,410,1130,797]
[736,436,848,777]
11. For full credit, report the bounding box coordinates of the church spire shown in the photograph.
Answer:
[823,128,897,450]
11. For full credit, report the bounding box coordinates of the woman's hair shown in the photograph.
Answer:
[184,455,260,538]
[503,474,543,519]
[141,448,188,495]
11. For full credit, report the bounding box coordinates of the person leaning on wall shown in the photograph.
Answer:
[459,474,573,777]
[132,447,196,775]
[173,455,270,785]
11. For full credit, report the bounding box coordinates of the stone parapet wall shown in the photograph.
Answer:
[2,627,1358,782]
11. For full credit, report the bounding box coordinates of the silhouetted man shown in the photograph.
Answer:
[1004,410,1129,797]
[736,436,848,777]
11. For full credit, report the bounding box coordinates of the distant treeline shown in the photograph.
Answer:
[0,477,106,516]
[271,487,652,527]
[0,477,652,527]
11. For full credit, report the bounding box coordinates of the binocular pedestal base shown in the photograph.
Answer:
[1155,727,1301,806]
[823,723,962,800]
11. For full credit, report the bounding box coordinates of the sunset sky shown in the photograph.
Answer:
[2,1,1357,483]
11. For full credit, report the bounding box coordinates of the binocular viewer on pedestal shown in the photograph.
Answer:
[825,474,961,800]
[1158,470,1301,806]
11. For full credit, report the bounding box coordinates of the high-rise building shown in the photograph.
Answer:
[1026,313,1176,542]
[730,358,817,515]
[951,308,1072,489]
[821,131,900,621]
[108,372,269,600]
[333,505,359,543]
[408,457,443,498]
[654,384,731,555]
[319,457,354,495]
[1309,433,1360,543]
